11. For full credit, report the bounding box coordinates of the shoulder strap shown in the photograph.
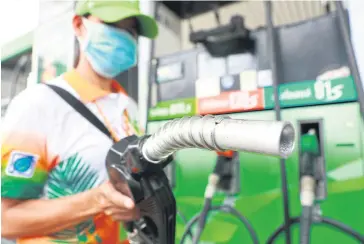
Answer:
[46,84,115,142]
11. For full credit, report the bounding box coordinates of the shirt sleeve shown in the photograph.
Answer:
[1,87,52,199]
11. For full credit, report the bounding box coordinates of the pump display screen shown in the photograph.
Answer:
[228,53,256,75]
[197,52,226,78]
[157,62,184,83]
[197,51,257,78]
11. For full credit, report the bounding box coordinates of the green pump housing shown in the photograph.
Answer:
[148,103,364,244]
[146,10,364,243]
[146,4,364,244]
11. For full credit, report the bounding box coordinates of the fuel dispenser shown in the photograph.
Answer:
[264,1,364,243]
[266,126,364,244]
[180,150,259,244]
[144,1,364,243]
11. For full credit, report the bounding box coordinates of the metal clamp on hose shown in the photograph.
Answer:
[106,115,296,244]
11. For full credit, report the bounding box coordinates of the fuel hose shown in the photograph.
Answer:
[192,197,213,244]
[266,217,364,244]
[300,206,313,244]
[180,205,259,244]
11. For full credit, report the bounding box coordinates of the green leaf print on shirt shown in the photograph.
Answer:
[47,153,102,243]
[47,154,99,198]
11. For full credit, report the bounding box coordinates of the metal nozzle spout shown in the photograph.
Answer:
[142,115,295,163]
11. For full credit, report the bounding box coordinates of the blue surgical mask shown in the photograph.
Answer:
[79,18,137,78]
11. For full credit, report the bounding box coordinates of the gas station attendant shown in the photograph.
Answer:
[1,0,158,243]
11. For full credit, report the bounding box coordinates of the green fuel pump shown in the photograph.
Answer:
[266,130,364,244]
[180,150,259,244]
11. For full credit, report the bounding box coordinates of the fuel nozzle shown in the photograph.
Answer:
[300,129,319,207]
[213,150,237,193]
[300,129,319,176]
[106,135,176,244]
[105,116,295,244]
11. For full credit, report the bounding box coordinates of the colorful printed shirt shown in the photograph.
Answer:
[1,70,143,244]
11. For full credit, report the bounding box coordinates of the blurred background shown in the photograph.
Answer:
[3,0,362,120]
[1,0,364,244]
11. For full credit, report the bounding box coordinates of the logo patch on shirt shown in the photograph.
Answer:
[5,151,39,178]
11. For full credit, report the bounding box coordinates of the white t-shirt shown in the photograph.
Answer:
[1,69,142,244]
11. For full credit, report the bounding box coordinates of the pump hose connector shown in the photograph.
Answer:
[142,115,295,163]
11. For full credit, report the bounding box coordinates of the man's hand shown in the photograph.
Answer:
[1,182,140,239]
[96,181,140,221]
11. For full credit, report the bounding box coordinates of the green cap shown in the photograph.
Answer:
[75,0,158,39]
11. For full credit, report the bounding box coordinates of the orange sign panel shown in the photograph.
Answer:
[198,89,265,115]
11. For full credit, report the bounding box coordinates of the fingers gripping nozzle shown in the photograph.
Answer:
[105,135,176,244]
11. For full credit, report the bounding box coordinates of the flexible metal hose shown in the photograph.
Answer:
[192,198,213,244]
[266,216,364,244]
[321,217,364,243]
[266,217,300,244]
[300,206,313,244]
[180,205,259,244]
[142,115,295,163]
